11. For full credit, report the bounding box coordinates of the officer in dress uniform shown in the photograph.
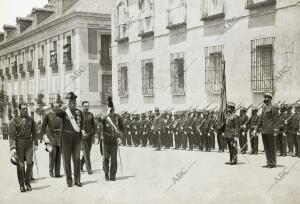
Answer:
[254,92,279,168]
[56,92,85,187]
[101,97,124,181]
[223,102,239,165]
[275,104,288,157]
[80,101,96,175]
[40,102,62,178]
[152,107,162,151]
[9,103,38,192]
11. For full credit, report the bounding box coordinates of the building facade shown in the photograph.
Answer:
[0,0,114,122]
[111,0,300,112]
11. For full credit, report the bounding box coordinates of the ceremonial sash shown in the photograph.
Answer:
[65,108,80,132]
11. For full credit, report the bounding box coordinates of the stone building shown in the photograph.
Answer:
[0,0,114,121]
[111,0,300,112]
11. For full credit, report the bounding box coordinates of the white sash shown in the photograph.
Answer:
[65,108,80,132]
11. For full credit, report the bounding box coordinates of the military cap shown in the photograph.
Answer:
[227,102,236,108]
[264,92,273,98]
[252,105,258,111]
[66,91,77,100]
[240,106,246,111]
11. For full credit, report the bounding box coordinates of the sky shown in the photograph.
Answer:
[0,0,48,32]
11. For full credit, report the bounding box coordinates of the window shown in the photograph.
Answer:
[21,52,25,63]
[170,52,185,95]
[251,37,275,93]
[102,75,112,103]
[29,49,34,61]
[167,0,186,29]
[138,0,154,36]
[201,0,224,21]
[40,45,45,58]
[141,59,154,96]
[49,93,56,104]
[205,45,224,94]
[115,0,129,41]
[246,0,276,9]
[118,63,128,97]
[63,36,72,66]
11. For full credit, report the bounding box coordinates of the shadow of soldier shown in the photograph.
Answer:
[116,176,135,181]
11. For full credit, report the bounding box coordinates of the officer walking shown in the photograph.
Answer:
[40,102,62,178]
[254,92,279,168]
[56,92,84,187]
[101,97,124,181]
[8,103,38,192]
[80,101,96,175]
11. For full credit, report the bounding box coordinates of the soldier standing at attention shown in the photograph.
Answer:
[247,106,260,154]
[152,107,162,151]
[238,107,249,154]
[101,97,124,181]
[9,103,38,192]
[40,102,62,178]
[285,103,300,157]
[56,92,85,187]
[80,101,96,175]
[254,92,279,168]
[224,102,239,165]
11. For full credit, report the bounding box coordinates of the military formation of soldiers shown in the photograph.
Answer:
[4,91,300,192]
[117,94,300,163]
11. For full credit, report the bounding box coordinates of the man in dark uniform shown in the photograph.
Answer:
[152,107,162,151]
[40,102,62,177]
[101,97,124,181]
[274,104,288,157]
[254,92,279,168]
[9,103,38,192]
[56,92,84,187]
[285,103,300,157]
[238,107,249,154]
[80,101,96,175]
[223,102,239,165]
[247,106,260,154]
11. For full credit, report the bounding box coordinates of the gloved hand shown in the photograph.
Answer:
[11,149,17,155]
[283,133,287,137]
[242,132,245,136]
[297,132,300,136]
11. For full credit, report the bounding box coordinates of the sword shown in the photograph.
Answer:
[118,146,123,176]
[33,147,40,179]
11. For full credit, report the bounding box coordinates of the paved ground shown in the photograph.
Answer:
[0,139,299,204]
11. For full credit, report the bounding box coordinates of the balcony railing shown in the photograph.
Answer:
[38,58,46,75]
[246,0,276,9]
[19,63,26,77]
[201,0,225,21]
[139,16,154,37]
[99,49,112,65]
[166,3,186,29]
[115,24,129,42]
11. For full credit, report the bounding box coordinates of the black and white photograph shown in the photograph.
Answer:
[0,0,300,203]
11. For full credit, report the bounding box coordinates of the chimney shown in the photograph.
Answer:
[0,32,4,42]
[3,25,17,40]
[16,17,33,33]
[31,7,54,26]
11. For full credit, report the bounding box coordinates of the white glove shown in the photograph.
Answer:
[283,133,287,137]
[11,149,17,155]
[252,131,256,137]
[117,138,122,145]
[222,133,224,136]
[208,133,210,137]
[297,132,300,136]
[242,132,245,136]
[43,134,50,143]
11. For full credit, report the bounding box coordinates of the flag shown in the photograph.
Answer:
[219,59,227,127]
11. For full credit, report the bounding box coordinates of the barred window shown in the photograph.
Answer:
[141,59,154,96]
[115,1,129,41]
[118,63,128,97]
[251,37,275,93]
[201,0,224,20]
[101,75,112,103]
[49,93,56,104]
[205,45,224,94]
[170,53,185,95]
[139,0,154,35]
